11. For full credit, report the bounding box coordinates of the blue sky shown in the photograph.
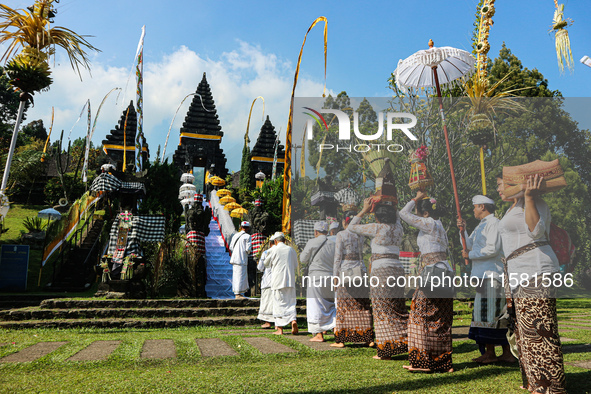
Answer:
[9,0,591,172]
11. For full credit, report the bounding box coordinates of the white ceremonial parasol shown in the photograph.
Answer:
[394,40,476,265]
[394,42,475,94]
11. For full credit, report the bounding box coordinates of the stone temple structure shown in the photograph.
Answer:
[250,115,285,178]
[173,73,229,186]
[102,101,149,171]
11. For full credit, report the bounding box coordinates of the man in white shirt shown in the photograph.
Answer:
[257,234,276,328]
[300,221,336,342]
[229,221,252,299]
[458,195,516,364]
[263,232,299,335]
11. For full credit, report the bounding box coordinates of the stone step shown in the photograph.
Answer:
[38,298,306,310]
[0,315,307,330]
[0,306,307,321]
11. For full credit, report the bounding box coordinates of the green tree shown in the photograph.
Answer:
[21,119,47,142]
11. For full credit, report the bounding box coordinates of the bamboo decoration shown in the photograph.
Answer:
[551,1,574,73]
[41,106,54,162]
[282,16,328,235]
[245,96,265,144]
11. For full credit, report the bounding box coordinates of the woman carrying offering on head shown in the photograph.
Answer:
[330,208,375,349]
[348,197,408,360]
[399,190,454,373]
[496,170,566,394]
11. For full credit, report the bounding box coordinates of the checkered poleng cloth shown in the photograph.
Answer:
[90,173,122,192]
[293,220,321,250]
[399,251,421,275]
[251,233,265,257]
[120,182,146,194]
[108,215,166,256]
[186,230,206,255]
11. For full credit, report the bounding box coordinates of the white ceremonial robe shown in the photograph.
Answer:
[264,242,298,327]
[229,230,251,295]
[257,247,274,323]
[300,235,336,334]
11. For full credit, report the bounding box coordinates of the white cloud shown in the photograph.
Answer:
[25,40,330,171]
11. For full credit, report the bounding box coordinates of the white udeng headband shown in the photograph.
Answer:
[472,195,495,205]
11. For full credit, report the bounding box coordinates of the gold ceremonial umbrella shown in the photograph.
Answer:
[208,176,226,186]
[219,196,236,205]
[230,207,248,218]
[216,189,232,197]
[224,202,241,211]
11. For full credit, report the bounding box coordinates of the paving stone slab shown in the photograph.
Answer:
[68,341,121,362]
[243,337,297,354]
[563,344,591,354]
[288,334,343,351]
[560,338,577,343]
[557,325,591,330]
[141,339,176,360]
[568,360,591,369]
[196,338,238,357]
[0,341,68,363]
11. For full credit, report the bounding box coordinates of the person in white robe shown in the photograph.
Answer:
[457,195,516,364]
[229,221,252,299]
[263,232,299,335]
[300,221,336,342]
[257,234,276,328]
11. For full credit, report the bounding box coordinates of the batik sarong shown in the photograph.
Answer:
[371,266,408,357]
[513,281,566,394]
[408,252,453,371]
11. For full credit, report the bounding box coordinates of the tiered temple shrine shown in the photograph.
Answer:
[102,101,149,171]
[250,115,284,178]
[173,73,228,180]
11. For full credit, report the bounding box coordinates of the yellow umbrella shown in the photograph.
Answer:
[219,196,236,205]
[208,176,226,186]
[216,189,232,197]
[224,202,241,211]
[230,207,248,218]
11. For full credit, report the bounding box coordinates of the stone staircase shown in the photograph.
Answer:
[45,219,105,292]
[0,298,307,329]
[204,219,233,299]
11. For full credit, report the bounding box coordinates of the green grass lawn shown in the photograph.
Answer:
[0,299,589,394]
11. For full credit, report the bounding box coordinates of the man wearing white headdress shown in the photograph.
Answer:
[327,221,340,242]
[264,232,299,335]
[257,233,277,328]
[457,195,516,364]
[229,221,252,299]
[300,221,336,342]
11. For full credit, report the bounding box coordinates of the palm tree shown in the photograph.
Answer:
[0,0,99,201]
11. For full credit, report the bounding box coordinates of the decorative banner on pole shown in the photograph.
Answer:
[82,101,92,183]
[81,88,121,182]
[272,129,281,180]
[41,107,54,163]
[299,131,306,178]
[135,25,146,172]
[282,16,328,235]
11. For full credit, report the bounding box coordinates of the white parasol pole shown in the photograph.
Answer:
[430,54,469,266]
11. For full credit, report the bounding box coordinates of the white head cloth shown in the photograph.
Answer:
[472,195,495,205]
[314,221,329,232]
